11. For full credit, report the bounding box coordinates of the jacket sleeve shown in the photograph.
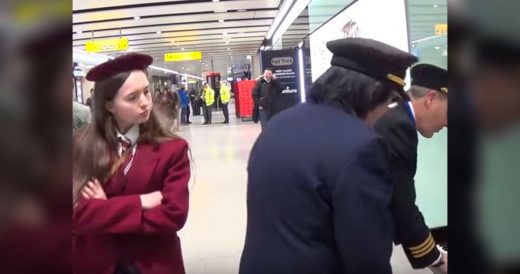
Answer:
[332,138,393,274]
[141,141,190,234]
[73,193,143,234]
[375,117,441,269]
[252,80,261,106]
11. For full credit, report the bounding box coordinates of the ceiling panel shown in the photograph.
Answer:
[74,26,270,43]
[73,19,273,40]
[73,0,286,77]
[73,0,187,11]
[73,10,278,33]
[73,32,266,47]
[73,0,281,23]
[128,46,260,56]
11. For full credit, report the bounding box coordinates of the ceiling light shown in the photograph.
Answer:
[434,46,441,50]
[134,16,140,20]
[260,46,265,50]
[227,48,231,50]
[433,4,439,8]
[298,45,306,103]
[265,0,296,40]
[157,31,162,34]
[225,41,230,44]
[219,19,224,23]
[181,48,185,50]
[271,0,311,43]
[246,55,252,59]
[76,30,82,34]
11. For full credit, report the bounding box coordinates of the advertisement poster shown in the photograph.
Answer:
[260,48,301,106]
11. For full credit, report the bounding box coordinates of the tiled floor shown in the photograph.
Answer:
[176,103,430,274]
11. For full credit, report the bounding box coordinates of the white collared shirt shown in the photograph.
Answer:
[115,124,139,157]
[407,101,416,121]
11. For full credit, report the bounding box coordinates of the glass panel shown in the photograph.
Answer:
[308,0,356,33]
[408,0,448,228]
[408,0,448,68]
[274,7,310,50]
[274,0,356,51]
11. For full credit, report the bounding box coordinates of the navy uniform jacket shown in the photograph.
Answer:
[239,103,394,274]
[374,103,441,269]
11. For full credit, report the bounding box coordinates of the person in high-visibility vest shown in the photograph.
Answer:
[202,82,215,125]
[219,80,231,124]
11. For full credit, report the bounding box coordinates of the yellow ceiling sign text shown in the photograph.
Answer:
[85,38,129,53]
[165,51,202,62]
[435,24,447,35]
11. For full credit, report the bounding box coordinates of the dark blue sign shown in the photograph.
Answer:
[260,48,301,108]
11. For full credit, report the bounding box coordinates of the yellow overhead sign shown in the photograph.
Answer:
[164,51,202,62]
[435,24,447,35]
[85,38,129,53]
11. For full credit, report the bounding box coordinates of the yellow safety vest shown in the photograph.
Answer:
[204,87,215,106]
[220,85,231,104]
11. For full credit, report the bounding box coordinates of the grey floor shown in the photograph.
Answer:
[176,102,431,274]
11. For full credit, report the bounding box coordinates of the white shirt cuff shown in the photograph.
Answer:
[429,246,444,267]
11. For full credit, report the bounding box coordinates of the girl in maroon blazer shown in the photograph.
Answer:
[73,53,190,274]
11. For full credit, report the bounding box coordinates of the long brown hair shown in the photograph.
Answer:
[73,70,177,204]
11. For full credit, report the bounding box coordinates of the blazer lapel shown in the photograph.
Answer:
[124,143,160,194]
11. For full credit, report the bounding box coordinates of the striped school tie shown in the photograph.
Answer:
[118,136,132,155]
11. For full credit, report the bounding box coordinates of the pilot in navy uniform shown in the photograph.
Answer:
[374,64,448,273]
[239,37,417,274]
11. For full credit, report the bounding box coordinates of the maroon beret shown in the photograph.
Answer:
[86,53,153,81]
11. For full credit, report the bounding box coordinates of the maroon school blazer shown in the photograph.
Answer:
[73,138,190,274]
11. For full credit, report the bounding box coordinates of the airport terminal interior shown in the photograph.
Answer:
[73,0,447,273]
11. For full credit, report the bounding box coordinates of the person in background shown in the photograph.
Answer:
[219,80,231,124]
[239,37,417,274]
[252,68,281,130]
[374,64,448,274]
[170,88,180,130]
[178,86,191,125]
[152,89,161,105]
[201,82,215,125]
[72,53,191,274]
[73,100,91,131]
[188,89,198,116]
[85,88,94,111]
[155,88,177,132]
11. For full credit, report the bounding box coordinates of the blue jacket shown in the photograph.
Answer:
[178,89,189,108]
[240,103,394,274]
